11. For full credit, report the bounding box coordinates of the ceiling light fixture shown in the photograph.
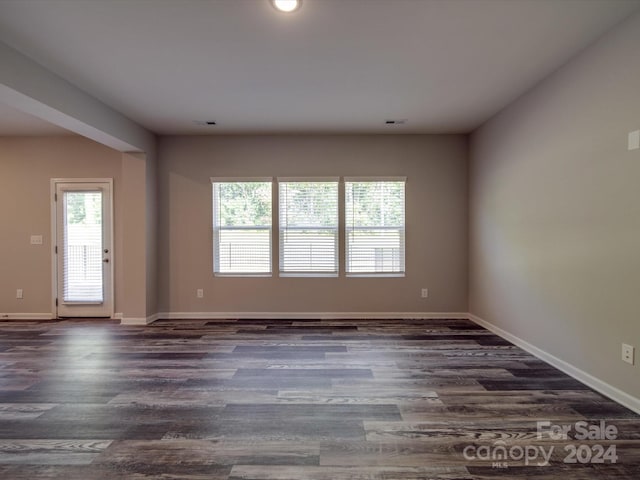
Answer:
[270,0,302,13]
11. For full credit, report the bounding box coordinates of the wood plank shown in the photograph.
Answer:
[0,318,637,479]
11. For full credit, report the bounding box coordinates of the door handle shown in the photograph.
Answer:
[103,258,109,263]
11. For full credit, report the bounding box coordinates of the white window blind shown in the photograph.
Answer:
[345,179,406,275]
[279,179,339,275]
[63,191,104,302]
[212,180,272,275]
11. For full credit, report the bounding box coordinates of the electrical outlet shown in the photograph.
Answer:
[622,344,635,365]
[16,289,23,299]
[196,288,204,298]
[421,288,428,298]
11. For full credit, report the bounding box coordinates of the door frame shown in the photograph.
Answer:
[50,178,114,319]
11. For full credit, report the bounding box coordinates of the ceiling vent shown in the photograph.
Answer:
[193,120,217,126]
[384,119,407,125]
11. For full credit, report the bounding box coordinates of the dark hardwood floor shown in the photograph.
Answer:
[0,318,638,479]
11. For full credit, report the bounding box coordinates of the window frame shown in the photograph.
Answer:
[344,176,406,277]
[211,177,274,277]
[278,177,340,277]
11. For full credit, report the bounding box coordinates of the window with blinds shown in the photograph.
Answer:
[212,179,272,275]
[279,179,339,276]
[63,191,104,302]
[345,178,406,275]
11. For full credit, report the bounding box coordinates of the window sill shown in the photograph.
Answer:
[214,273,272,278]
[279,273,339,278]
[346,273,405,278]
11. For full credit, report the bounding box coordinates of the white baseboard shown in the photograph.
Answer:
[113,312,123,320]
[468,313,640,415]
[120,313,159,325]
[156,311,469,320]
[0,313,55,320]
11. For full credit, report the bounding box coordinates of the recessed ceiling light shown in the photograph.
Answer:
[270,0,302,13]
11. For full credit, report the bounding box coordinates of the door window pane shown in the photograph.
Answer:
[63,191,103,302]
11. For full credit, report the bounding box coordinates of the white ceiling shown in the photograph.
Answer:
[0,101,71,135]
[0,0,638,135]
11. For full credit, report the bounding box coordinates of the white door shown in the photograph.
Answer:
[53,180,113,318]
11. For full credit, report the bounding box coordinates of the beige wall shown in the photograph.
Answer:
[0,136,124,315]
[469,12,640,399]
[146,149,158,316]
[120,152,149,319]
[119,149,159,319]
[158,134,468,314]
[0,133,466,318]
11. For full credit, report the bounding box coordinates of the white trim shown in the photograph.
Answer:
[113,312,123,320]
[212,181,273,276]
[468,313,640,415]
[278,181,340,275]
[214,273,273,278]
[156,312,468,320]
[346,273,405,278]
[277,177,340,183]
[344,176,407,182]
[50,177,116,184]
[0,313,55,320]
[210,177,273,183]
[50,182,57,318]
[120,313,159,325]
[279,273,339,278]
[120,317,146,325]
[345,180,406,276]
[50,178,114,319]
